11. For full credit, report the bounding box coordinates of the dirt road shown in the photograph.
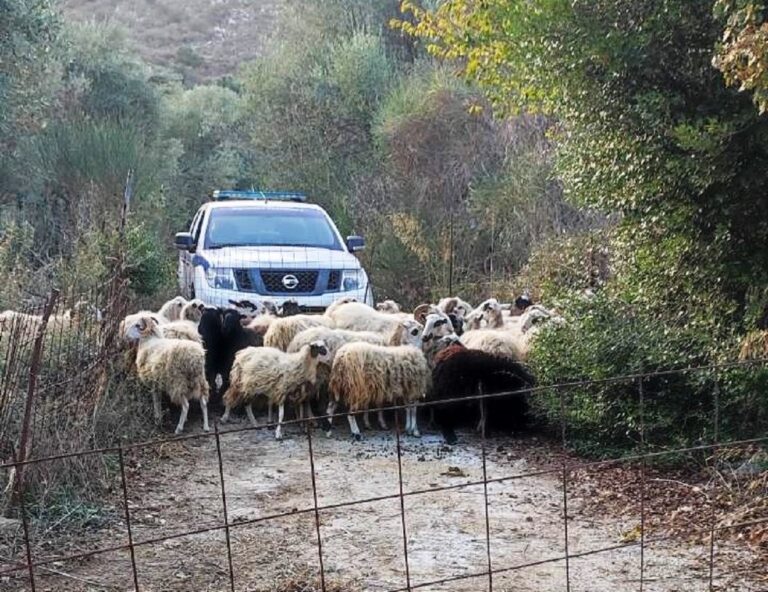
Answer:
[3,417,764,591]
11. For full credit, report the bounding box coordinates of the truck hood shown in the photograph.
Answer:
[198,246,362,270]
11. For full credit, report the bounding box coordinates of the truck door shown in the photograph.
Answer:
[179,209,204,298]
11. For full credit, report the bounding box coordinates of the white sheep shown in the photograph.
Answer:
[0,301,102,336]
[437,296,473,319]
[220,341,331,439]
[323,296,358,318]
[246,312,278,338]
[125,315,209,434]
[460,329,526,361]
[327,339,430,440]
[157,296,188,323]
[180,299,206,322]
[421,313,461,365]
[161,320,203,343]
[0,310,45,338]
[327,301,416,334]
[263,314,335,351]
[287,319,424,429]
[375,299,402,314]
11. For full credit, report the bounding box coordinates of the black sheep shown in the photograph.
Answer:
[198,307,226,406]
[198,307,262,408]
[219,309,262,395]
[514,291,532,312]
[431,349,535,445]
[279,299,302,317]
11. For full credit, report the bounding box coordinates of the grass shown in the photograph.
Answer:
[60,0,285,79]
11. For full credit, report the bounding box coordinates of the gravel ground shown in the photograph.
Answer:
[1,414,764,591]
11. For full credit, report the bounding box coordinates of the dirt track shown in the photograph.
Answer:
[3,415,765,592]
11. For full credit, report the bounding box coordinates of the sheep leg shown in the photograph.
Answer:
[268,403,273,424]
[325,401,337,437]
[200,399,210,432]
[298,403,305,421]
[476,399,486,435]
[411,407,421,438]
[275,403,285,440]
[403,408,412,435]
[377,409,388,431]
[407,406,421,438]
[221,405,232,423]
[245,403,258,428]
[152,392,163,425]
[347,414,362,441]
[363,411,373,430]
[175,398,190,435]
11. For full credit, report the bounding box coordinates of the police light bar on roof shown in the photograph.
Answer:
[211,190,308,203]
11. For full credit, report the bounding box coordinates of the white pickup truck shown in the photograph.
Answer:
[174,191,373,311]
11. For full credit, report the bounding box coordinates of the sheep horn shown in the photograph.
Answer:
[413,303,432,324]
[442,298,458,315]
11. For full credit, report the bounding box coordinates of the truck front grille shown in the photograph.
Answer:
[260,270,318,294]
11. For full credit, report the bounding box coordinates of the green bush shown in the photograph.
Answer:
[529,292,767,456]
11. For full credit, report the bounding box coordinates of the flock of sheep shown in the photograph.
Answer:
[118,294,563,444]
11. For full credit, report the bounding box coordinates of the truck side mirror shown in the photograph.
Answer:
[346,235,365,252]
[174,232,195,251]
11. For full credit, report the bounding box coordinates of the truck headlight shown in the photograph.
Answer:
[205,267,236,290]
[341,269,364,291]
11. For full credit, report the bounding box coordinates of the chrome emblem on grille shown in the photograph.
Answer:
[282,274,299,290]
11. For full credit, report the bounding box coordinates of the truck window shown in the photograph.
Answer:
[204,208,343,251]
[190,210,205,245]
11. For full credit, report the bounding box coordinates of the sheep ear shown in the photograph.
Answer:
[413,304,430,324]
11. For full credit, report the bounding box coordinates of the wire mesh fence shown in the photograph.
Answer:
[0,356,765,591]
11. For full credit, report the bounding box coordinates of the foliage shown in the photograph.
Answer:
[161,84,252,225]
[241,30,394,226]
[0,0,60,144]
[530,293,767,454]
[61,22,161,131]
[401,0,768,449]
[714,1,768,113]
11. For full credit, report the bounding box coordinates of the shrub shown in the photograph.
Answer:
[529,292,768,456]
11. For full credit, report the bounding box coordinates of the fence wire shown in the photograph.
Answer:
[0,356,766,591]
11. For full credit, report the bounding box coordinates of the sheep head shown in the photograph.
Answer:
[309,340,331,364]
[162,296,187,320]
[222,309,245,336]
[376,300,401,314]
[229,299,267,319]
[280,299,302,317]
[401,319,424,347]
[447,312,464,336]
[421,313,454,344]
[182,299,206,322]
[126,315,161,341]
[413,303,438,325]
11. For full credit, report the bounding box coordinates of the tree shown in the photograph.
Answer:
[0,0,60,199]
[401,0,768,326]
[714,1,768,113]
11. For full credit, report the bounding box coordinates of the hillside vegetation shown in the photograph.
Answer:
[60,0,283,80]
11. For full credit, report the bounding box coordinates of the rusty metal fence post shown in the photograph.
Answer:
[3,289,60,518]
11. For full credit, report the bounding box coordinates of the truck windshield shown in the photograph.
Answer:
[204,207,344,251]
